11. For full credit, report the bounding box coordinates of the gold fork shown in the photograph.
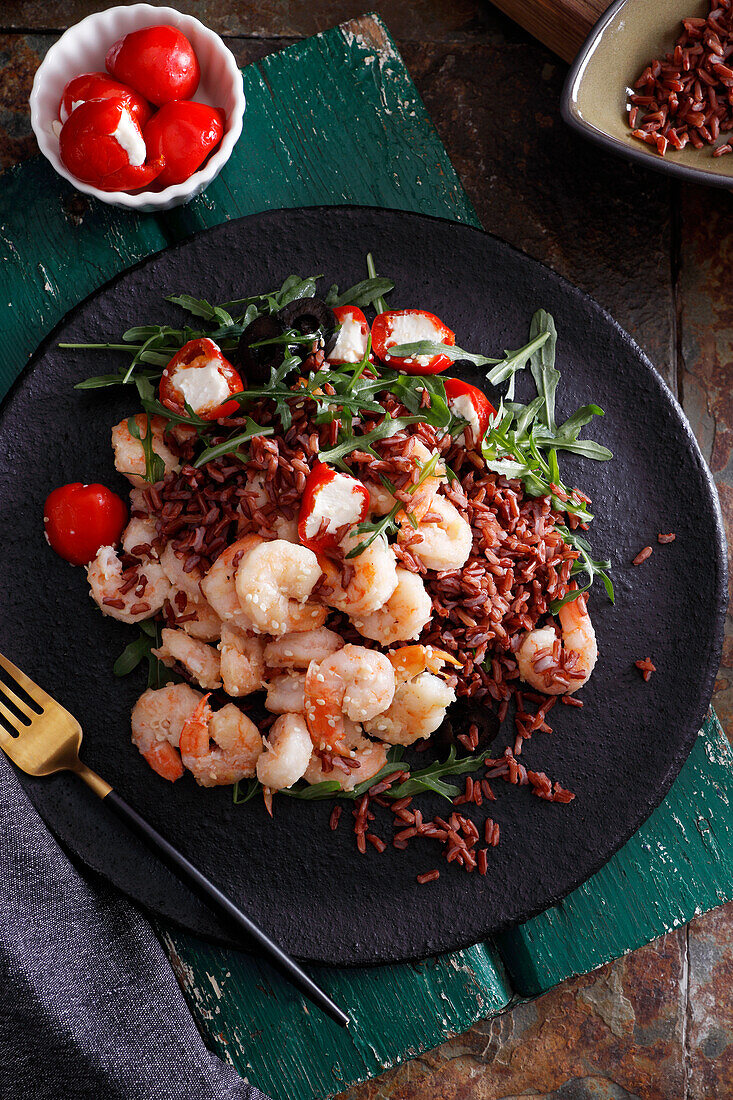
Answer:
[0,650,349,1028]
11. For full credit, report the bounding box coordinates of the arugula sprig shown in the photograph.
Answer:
[113,621,174,689]
[551,527,614,611]
[233,743,494,806]
[345,451,442,557]
[127,414,165,483]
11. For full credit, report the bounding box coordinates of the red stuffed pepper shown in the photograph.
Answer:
[371,309,455,374]
[444,378,496,445]
[298,462,370,553]
[59,97,163,191]
[159,338,243,419]
[326,306,370,365]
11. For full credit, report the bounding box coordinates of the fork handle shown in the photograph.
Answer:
[74,772,348,1028]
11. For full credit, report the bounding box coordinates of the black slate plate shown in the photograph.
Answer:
[0,207,726,966]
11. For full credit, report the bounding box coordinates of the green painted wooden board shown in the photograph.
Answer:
[1,14,732,1100]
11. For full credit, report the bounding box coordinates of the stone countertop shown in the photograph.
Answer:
[2,4,731,1098]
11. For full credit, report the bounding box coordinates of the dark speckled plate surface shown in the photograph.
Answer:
[0,207,726,966]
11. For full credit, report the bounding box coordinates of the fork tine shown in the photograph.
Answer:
[0,697,24,736]
[0,652,52,711]
[0,678,37,721]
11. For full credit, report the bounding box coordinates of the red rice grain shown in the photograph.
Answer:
[633,546,653,565]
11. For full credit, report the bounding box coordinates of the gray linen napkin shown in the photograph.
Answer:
[0,755,270,1100]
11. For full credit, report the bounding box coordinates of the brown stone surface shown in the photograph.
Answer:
[1,6,730,1099]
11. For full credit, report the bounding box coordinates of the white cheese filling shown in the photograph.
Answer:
[111,107,146,167]
[384,313,443,367]
[304,474,365,539]
[329,314,368,363]
[449,392,482,445]
[171,361,231,413]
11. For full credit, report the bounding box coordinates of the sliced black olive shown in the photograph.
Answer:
[277,297,338,356]
[233,314,285,385]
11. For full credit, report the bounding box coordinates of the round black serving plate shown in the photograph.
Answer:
[0,207,726,965]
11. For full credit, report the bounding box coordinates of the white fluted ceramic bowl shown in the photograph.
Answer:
[29,4,245,212]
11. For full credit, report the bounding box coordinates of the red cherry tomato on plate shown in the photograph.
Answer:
[59,72,152,128]
[371,309,455,374]
[44,483,127,566]
[159,338,243,419]
[298,462,370,554]
[444,378,496,443]
[327,306,371,365]
[106,24,200,106]
[143,101,225,187]
[59,97,164,192]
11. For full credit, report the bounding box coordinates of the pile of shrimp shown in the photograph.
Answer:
[87,406,597,804]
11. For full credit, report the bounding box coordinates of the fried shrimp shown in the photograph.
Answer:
[304,644,395,752]
[234,539,326,635]
[407,495,473,571]
[152,627,222,690]
[263,626,344,670]
[199,535,261,625]
[219,623,266,696]
[131,682,203,781]
[87,544,172,623]
[179,697,263,787]
[516,595,598,695]
[256,713,313,792]
[318,532,398,617]
[111,414,179,487]
[353,567,433,644]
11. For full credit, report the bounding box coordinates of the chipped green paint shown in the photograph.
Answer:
[0,13,732,1100]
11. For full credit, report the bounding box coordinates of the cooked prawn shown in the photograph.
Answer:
[111,414,179,488]
[87,544,172,623]
[265,671,306,714]
[353,567,432,645]
[152,627,221,690]
[397,438,446,525]
[239,471,298,542]
[121,515,159,556]
[516,595,598,695]
[174,593,223,643]
[263,626,344,670]
[219,623,266,696]
[304,644,395,752]
[364,672,455,745]
[234,538,326,635]
[159,543,204,599]
[256,713,313,793]
[131,682,203,781]
[199,535,261,625]
[406,495,473,571]
[179,697,263,787]
[387,644,461,684]
[318,531,398,617]
[303,732,387,792]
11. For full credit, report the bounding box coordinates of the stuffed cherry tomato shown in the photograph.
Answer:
[59,72,152,128]
[371,309,455,375]
[159,338,243,419]
[298,463,370,553]
[326,306,370,365]
[106,25,200,106]
[59,97,164,191]
[143,101,224,187]
[444,378,496,445]
[44,483,127,566]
